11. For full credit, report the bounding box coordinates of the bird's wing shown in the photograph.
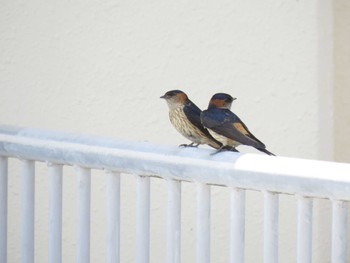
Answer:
[201,109,266,149]
[233,116,266,147]
[183,101,212,134]
[183,102,223,149]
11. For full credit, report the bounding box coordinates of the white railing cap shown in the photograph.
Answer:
[1,125,350,200]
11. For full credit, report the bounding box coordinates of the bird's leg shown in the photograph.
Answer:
[179,142,199,148]
[211,145,226,155]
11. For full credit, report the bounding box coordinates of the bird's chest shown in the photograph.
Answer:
[169,108,192,132]
[169,108,200,139]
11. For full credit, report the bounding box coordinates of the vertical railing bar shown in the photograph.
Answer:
[106,170,121,263]
[196,183,211,263]
[297,196,313,263]
[48,163,63,263]
[135,175,150,263]
[332,200,348,263]
[230,187,245,263]
[76,166,91,263]
[166,179,181,263]
[0,157,8,263]
[21,160,35,263]
[263,191,279,263]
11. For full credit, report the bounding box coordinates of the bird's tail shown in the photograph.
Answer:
[257,148,276,156]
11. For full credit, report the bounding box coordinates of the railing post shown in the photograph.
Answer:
[263,191,279,263]
[297,196,313,263]
[166,180,181,263]
[106,170,120,263]
[0,157,8,263]
[21,160,35,263]
[135,175,150,263]
[332,200,348,263]
[48,163,63,263]
[196,183,211,263]
[230,188,245,263]
[76,167,91,263]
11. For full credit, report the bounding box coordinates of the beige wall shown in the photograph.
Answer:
[0,1,347,262]
[334,0,350,163]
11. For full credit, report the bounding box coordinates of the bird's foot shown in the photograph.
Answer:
[223,146,239,152]
[179,142,199,148]
[211,146,239,155]
[211,146,226,155]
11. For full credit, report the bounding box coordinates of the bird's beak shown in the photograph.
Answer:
[160,95,166,99]
[232,97,237,101]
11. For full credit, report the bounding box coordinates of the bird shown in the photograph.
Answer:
[160,90,234,150]
[200,93,275,156]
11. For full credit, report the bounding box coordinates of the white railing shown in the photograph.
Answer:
[0,125,350,263]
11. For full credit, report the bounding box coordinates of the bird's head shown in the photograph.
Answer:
[208,93,236,109]
[160,90,188,109]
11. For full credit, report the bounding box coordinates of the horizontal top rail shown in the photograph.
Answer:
[0,125,350,200]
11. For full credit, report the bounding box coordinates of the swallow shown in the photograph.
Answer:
[200,93,275,156]
[160,90,235,150]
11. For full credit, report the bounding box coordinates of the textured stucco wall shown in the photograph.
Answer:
[0,1,338,262]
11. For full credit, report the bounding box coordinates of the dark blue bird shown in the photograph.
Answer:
[161,90,233,150]
[200,93,275,156]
